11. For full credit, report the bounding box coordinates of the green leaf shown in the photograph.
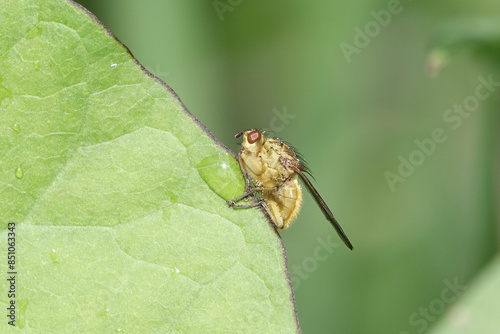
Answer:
[428,256,500,334]
[0,0,299,332]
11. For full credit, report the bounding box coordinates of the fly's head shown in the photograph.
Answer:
[236,129,265,155]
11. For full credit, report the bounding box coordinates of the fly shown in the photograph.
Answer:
[228,129,354,250]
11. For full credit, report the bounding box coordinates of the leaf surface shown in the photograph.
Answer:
[0,1,299,332]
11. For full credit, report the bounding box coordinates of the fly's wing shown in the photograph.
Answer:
[294,167,354,250]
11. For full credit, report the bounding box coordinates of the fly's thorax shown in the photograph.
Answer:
[239,136,294,185]
[261,141,281,169]
[260,139,299,181]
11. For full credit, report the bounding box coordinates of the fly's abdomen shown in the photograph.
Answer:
[265,178,303,229]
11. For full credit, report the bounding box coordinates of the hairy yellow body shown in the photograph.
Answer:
[229,129,354,250]
[237,132,303,229]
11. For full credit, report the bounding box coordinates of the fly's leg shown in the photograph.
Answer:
[227,185,279,207]
[229,201,262,209]
[227,191,255,207]
[227,189,262,209]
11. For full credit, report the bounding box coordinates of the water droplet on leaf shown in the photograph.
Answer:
[15,166,23,179]
[50,249,59,264]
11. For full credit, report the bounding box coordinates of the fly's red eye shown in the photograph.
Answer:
[247,130,261,144]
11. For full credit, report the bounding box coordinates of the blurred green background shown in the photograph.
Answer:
[73,1,499,333]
